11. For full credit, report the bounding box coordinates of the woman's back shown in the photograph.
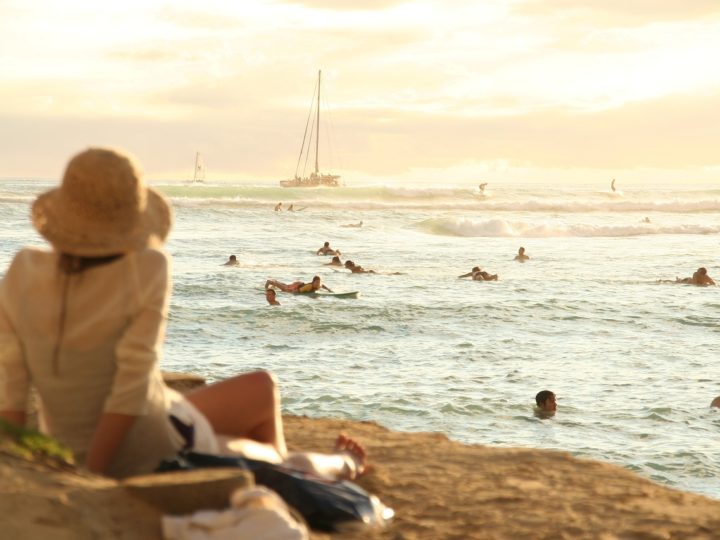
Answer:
[0,246,176,475]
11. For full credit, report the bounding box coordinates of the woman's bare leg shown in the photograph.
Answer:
[265,279,289,292]
[186,371,288,456]
[283,434,368,480]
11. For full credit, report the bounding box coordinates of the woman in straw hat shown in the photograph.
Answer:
[0,147,366,479]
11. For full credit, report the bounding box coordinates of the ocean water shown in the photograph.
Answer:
[1,180,719,499]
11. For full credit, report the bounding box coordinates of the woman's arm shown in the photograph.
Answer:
[322,284,333,292]
[0,258,31,427]
[85,412,137,474]
[0,410,26,426]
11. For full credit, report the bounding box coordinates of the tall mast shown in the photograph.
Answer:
[193,152,199,182]
[315,70,321,175]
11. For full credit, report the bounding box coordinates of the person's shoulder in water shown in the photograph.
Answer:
[514,247,529,262]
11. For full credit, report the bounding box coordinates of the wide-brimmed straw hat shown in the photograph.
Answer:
[32,147,172,257]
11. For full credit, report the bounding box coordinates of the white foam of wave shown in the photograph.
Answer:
[166,196,720,213]
[0,195,35,204]
[417,218,720,238]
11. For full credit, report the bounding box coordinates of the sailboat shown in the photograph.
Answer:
[192,152,205,184]
[280,70,341,188]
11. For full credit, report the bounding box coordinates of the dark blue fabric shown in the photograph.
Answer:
[156,451,374,531]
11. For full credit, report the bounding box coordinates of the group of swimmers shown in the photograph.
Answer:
[456,247,529,282]
[274,202,305,212]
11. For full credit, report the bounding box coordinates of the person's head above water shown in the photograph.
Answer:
[265,288,279,305]
[344,260,355,268]
[331,256,341,263]
[323,241,330,248]
[472,266,480,273]
[518,247,525,255]
[228,255,237,262]
[697,267,708,275]
[535,390,557,412]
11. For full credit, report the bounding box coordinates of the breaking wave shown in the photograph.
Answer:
[416,218,720,238]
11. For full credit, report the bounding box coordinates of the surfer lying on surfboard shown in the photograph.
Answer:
[345,260,376,274]
[265,275,333,293]
[458,266,498,281]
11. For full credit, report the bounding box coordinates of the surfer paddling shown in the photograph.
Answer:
[265,275,333,293]
[676,267,715,286]
[458,266,498,281]
[345,260,376,274]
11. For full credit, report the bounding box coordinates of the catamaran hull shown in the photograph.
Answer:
[280,175,340,188]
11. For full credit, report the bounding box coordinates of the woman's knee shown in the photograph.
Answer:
[240,370,280,403]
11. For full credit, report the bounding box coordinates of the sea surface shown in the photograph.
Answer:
[1,180,719,499]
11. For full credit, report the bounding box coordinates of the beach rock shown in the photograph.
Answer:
[161,371,207,393]
[0,451,161,540]
[123,468,253,515]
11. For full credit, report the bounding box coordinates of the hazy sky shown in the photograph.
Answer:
[2,0,720,184]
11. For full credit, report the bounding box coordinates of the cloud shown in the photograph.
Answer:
[513,0,720,24]
[2,90,719,181]
[153,7,244,29]
[277,0,407,10]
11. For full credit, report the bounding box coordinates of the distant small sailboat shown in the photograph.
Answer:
[280,70,341,188]
[192,152,206,184]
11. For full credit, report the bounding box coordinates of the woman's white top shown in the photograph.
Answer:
[0,247,212,478]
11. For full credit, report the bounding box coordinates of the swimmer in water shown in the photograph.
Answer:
[478,183,488,193]
[274,202,283,212]
[265,288,280,306]
[514,247,529,262]
[222,254,240,266]
[316,241,340,256]
[534,390,557,418]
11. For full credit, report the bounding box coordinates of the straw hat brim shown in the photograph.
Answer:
[32,187,172,257]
